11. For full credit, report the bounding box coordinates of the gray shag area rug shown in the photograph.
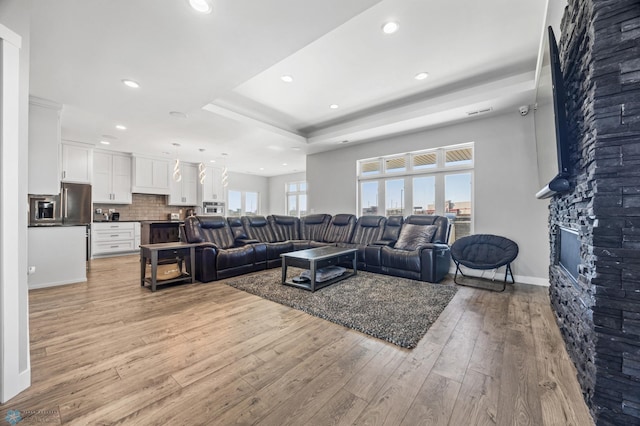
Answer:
[224,269,458,349]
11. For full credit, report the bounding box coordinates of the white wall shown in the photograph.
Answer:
[307,112,551,283]
[0,0,31,402]
[267,171,306,215]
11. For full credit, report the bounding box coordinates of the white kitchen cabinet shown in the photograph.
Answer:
[61,141,92,183]
[93,150,132,204]
[132,156,170,195]
[28,226,87,289]
[197,165,226,204]
[169,162,198,206]
[28,96,62,195]
[92,222,140,257]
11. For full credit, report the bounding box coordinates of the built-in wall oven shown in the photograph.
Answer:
[203,201,225,215]
[28,195,61,225]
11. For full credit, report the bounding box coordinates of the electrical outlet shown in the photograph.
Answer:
[28,266,36,275]
[109,208,115,213]
[95,208,102,214]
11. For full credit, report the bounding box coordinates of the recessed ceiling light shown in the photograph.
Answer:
[382,21,399,34]
[209,159,216,163]
[169,111,188,119]
[330,104,339,109]
[121,79,140,88]
[282,163,288,166]
[292,147,301,151]
[100,141,110,145]
[188,0,212,14]
[259,167,265,171]
[280,75,294,83]
[414,72,429,80]
[115,124,127,130]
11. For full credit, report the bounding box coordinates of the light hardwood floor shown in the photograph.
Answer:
[1,255,593,425]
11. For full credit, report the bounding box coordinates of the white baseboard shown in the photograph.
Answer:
[28,277,87,290]
[448,266,549,287]
[1,367,30,404]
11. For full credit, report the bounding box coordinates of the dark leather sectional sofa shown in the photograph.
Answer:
[182,213,452,284]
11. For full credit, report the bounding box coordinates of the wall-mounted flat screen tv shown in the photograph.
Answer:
[534,26,571,199]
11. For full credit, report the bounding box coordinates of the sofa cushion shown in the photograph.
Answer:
[394,224,438,251]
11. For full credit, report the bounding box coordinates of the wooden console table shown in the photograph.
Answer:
[139,242,200,291]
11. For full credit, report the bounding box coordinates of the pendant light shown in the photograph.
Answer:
[172,143,182,182]
[221,153,229,188]
[198,148,206,185]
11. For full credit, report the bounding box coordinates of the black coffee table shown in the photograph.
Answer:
[280,246,357,292]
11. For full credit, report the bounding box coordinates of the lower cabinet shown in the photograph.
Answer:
[28,226,87,289]
[92,222,140,257]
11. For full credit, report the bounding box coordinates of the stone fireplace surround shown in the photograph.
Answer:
[549,0,640,424]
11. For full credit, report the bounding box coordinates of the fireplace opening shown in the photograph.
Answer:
[558,226,580,282]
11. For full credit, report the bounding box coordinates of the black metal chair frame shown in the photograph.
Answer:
[452,260,515,292]
[451,234,518,292]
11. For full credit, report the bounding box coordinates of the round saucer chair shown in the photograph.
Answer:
[450,234,519,292]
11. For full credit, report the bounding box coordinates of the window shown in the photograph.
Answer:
[360,159,381,176]
[412,152,437,170]
[385,179,404,216]
[385,156,406,173]
[360,181,379,216]
[286,181,307,217]
[413,176,435,214]
[357,143,474,241]
[227,190,260,217]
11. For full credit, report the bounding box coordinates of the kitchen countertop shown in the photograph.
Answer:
[92,220,143,223]
[28,223,90,228]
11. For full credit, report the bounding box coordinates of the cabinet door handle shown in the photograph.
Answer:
[63,171,66,179]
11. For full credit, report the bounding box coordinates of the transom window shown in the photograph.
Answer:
[357,143,474,241]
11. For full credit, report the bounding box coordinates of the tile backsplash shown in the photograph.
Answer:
[93,194,196,221]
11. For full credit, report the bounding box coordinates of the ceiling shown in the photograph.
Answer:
[28,0,551,177]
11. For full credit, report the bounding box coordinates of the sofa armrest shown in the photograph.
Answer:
[234,238,260,246]
[417,242,450,252]
[371,239,396,246]
[194,244,218,282]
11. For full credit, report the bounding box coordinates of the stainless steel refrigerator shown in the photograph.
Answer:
[59,182,92,225]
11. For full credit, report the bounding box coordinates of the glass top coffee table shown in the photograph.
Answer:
[280,246,357,292]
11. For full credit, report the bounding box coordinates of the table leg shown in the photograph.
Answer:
[140,251,146,286]
[352,252,357,275]
[151,250,158,292]
[189,247,195,283]
[310,260,317,292]
[281,258,287,284]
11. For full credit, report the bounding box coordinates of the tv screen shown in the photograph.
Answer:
[534,26,570,199]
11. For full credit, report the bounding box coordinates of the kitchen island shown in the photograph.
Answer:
[28,225,88,289]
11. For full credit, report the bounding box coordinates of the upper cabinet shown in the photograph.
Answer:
[93,150,132,204]
[168,162,198,206]
[61,141,92,183]
[28,96,61,194]
[132,156,170,195]
[197,166,226,204]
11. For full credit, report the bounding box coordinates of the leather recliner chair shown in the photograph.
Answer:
[379,215,451,282]
[183,216,263,282]
[241,215,293,268]
[336,215,386,269]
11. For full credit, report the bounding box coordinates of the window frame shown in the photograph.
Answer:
[357,143,474,238]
